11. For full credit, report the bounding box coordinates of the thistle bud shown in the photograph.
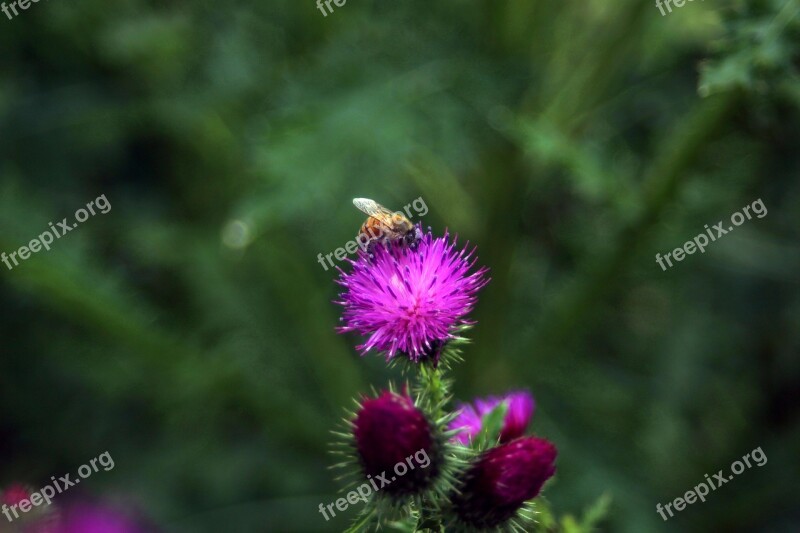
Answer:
[353,391,440,496]
[453,436,557,528]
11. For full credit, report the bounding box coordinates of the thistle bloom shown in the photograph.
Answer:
[452,437,557,528]
[353,390,439,495]
[335,230,489,361]
[449,391,535,445]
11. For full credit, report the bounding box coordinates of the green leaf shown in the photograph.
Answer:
[561,515,582,533]
[472,402,509,451]
[579,492,613,531]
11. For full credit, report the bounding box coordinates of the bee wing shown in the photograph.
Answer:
[353,198,394,219]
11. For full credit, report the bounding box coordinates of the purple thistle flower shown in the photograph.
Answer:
[353,390,440,496]
[452,437,557,528]
[449,391,535,445]
[56,501,153,533]
[335,230,489,361]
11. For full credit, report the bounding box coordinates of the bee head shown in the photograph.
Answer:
[390,212,414,233]
[405,225,423,248]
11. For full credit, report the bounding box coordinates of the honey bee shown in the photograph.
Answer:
[353,198,422,253]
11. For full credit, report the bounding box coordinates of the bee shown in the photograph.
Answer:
[353,198,422,254]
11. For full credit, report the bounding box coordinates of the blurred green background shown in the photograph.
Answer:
[1,0,799,531]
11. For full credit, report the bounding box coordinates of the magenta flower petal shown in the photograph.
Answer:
[499,391,535,442]
[450,391,535,445]
[449,404,484,445]
[335,230,489,361]
[453,436,557,528]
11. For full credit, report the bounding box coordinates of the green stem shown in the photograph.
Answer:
[413,358,449,531]
[421,363,445,419]
[416,496,444,533]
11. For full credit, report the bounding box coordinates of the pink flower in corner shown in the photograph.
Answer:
[1,483,31,506]
[56,501,153,533]
[1,483,58,533]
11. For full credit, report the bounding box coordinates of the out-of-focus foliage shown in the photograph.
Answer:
[700,0,800,95]
[1,0,798,531]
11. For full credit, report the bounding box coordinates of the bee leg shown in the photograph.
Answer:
[406,226,423,249]
[366,240,379,260]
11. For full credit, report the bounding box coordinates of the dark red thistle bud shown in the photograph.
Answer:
[453,436,557,528]
[353,390,440,496]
